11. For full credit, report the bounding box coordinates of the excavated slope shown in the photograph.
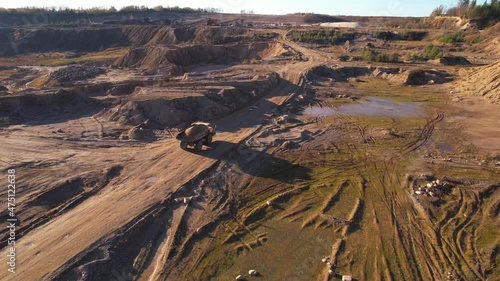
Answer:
[113,42,288,69]
[0,26,248,56]
[456,60,500,103]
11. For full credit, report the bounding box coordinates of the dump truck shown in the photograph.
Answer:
[176,122,216,151]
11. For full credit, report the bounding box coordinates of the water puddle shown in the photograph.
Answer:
[437,142,455,152]
[302,97,423,117]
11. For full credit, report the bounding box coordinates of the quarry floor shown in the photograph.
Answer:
[0,29,499,281]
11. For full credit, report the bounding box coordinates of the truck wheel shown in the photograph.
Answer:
[206,134,213,145]
[180,142,188,150]
[195,140,203,151]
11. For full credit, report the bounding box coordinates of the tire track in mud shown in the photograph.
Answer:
[323,108,454,280]
[399,112,444,155]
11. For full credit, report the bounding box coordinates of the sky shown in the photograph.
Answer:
[0,0,460,17]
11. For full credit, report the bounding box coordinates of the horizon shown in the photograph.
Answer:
[0,0,460,17]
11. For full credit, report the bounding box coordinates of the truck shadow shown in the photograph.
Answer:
[186,140,311,183]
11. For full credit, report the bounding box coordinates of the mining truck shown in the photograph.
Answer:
[176,122,216,151]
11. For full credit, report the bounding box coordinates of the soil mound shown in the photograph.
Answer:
[307,65,400,82]
[45,66,106,87]
[105,73,279,127]
[402,69,454,85]
[439,56,471,66]
[0,89,98,125]
[302,14,345,24]
[113,42,288,70]
[455,60,500,103]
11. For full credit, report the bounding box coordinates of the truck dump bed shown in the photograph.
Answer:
[176,123,211,143]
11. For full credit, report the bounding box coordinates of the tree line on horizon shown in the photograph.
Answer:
[0,5,222,15]
[431,0,500,26]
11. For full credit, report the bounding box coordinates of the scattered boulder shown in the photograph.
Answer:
[403,69,453,85]
[439,56,471,66]
[45,65,106,86]
[127,127,155,141]
[106,82,141,96]
[248,269,258,276]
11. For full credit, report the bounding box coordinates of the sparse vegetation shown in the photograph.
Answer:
[288,29,354,44]
[361,48,398,63]
[424,44,444,59]
[0,6,222,25]
[468,34,481,44]
[431,0,500,28]
[438,32,465,43]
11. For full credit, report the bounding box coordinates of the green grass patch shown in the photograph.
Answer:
[438,32,465,44]
[40,47,128,66]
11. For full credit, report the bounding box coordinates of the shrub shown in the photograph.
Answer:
[361,48,396,63]
[407,53,425,61]
[424,44,444,59]
[438,32,465,43]
[468,34,481,44]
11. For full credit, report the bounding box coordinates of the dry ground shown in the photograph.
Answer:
[0,21,499,281]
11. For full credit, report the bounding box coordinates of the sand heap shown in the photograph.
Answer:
[455,60,500,103]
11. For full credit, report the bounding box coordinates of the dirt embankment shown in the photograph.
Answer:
[455,60,500,103]
[0,26,251,56]
[44,66,106,87]
[113,42,289,70]
[306,65,453,85]
[0,89,99,125]
[103,73,280,127]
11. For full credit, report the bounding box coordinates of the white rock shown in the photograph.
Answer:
[266,200,272,206]
[235,275,244,280]
[249,269,258,276]
[426,183,433,188]
[436,179,440,185]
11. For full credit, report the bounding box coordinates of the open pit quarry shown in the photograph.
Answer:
[0,11,499,281]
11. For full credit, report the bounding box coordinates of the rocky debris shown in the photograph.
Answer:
[235,275,245,280]
[274,115,289,124]
[322,214,351,226]
[439,56,471,66]
[0,85,8,92]
[307,65,407,83]
[248,269,258,276]
[45,65,106,86]
[413,178,451,197]
[403,69,453,85]
[127,126,155,141]
[277,140,300,151]
[174,196,193,205]
[105,82,141,96]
